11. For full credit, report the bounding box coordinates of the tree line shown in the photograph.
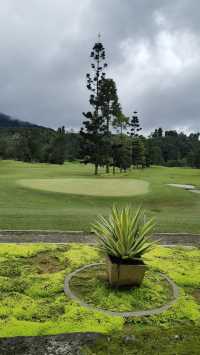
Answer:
[0,124,200,169]
[0,127,66,164]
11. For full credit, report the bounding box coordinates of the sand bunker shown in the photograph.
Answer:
[167,184,200,194]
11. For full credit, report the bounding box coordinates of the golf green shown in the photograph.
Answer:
[18,178,149,197]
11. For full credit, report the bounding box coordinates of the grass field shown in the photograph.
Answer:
[0,160,200,232]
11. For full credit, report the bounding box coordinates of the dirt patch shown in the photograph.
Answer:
[192,289,200,303]
[30,252,64,274]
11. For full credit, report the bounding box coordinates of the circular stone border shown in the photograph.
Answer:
[64,263,179,318]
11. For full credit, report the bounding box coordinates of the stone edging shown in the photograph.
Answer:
[64,263,179,318]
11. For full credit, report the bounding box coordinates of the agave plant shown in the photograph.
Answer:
[91,206,155,260]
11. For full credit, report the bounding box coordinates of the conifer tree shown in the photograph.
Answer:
[113,111,129,138]
[99,78,120,173]
[80,36,107,175]
[129,111,142,138]
[132,138,146,168]
[128,112,146,168]
[49,127,65,164]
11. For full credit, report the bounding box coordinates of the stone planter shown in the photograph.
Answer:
[106,255,148,287]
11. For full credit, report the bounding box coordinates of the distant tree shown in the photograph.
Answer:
[16,131,32,162]
[165,130,178,137]
[194,149,200,168]
[189,133,200,141]
[128,112,146,168]
[48,127,66,164]
[80,37,107,175]
[98,78,121,173]
[129,111,142,138]
[152,128,163,138]
[111,136,131,173]
[113,111,129,138]
[64,132,80,161]
[132,138,146,168]
[112,112,129,172]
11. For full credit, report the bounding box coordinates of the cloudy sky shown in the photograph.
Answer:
[0,0,200,133]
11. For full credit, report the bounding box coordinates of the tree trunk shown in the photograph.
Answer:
[113,165,115,175]
[95,164,98,175]
[106,116,110,174]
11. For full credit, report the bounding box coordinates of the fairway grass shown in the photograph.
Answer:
[0,160,200,232]
[18,178,149,197]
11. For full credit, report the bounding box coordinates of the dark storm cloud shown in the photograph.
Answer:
[0,0,199,132]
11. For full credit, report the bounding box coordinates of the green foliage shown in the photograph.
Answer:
[132,138,146,168]
[0,127,66,164]
[92,206,155,260]
[48,127,66,164]
[128,111,142,138]
[80,39,108,175]
[111,136,132,172]
[98,78,121,173]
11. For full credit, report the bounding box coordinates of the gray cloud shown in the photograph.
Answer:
[0,0,199,133]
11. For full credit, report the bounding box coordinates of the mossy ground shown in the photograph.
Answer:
[0,243,199,341]
[70,266,173,312]
[83,326,200,354]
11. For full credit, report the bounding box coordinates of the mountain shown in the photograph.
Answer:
[0,112,43,128]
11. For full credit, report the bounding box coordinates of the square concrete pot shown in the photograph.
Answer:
[106,256,148,287]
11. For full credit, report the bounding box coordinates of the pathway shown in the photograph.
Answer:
[0,230,200,245]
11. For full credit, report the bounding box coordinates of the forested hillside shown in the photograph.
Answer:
[0,112,42,128]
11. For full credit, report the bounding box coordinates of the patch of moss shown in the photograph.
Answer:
[0,243,199,338]
[70,266,173,312]
[83,325,200,355]
[64,244,101,268]
[146,246,200,288]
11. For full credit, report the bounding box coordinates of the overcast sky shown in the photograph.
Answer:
[0,0,200,133]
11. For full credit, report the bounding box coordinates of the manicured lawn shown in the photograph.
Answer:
[0,160,200,232]
[0,243,199,354]
[18,178,149,197]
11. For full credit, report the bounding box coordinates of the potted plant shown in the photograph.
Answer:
[91,206,155,287]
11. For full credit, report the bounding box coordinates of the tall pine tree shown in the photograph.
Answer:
[129,111,142,138]
[128,112,146,168]
[80,36,107,175]
[99,78,120,173]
